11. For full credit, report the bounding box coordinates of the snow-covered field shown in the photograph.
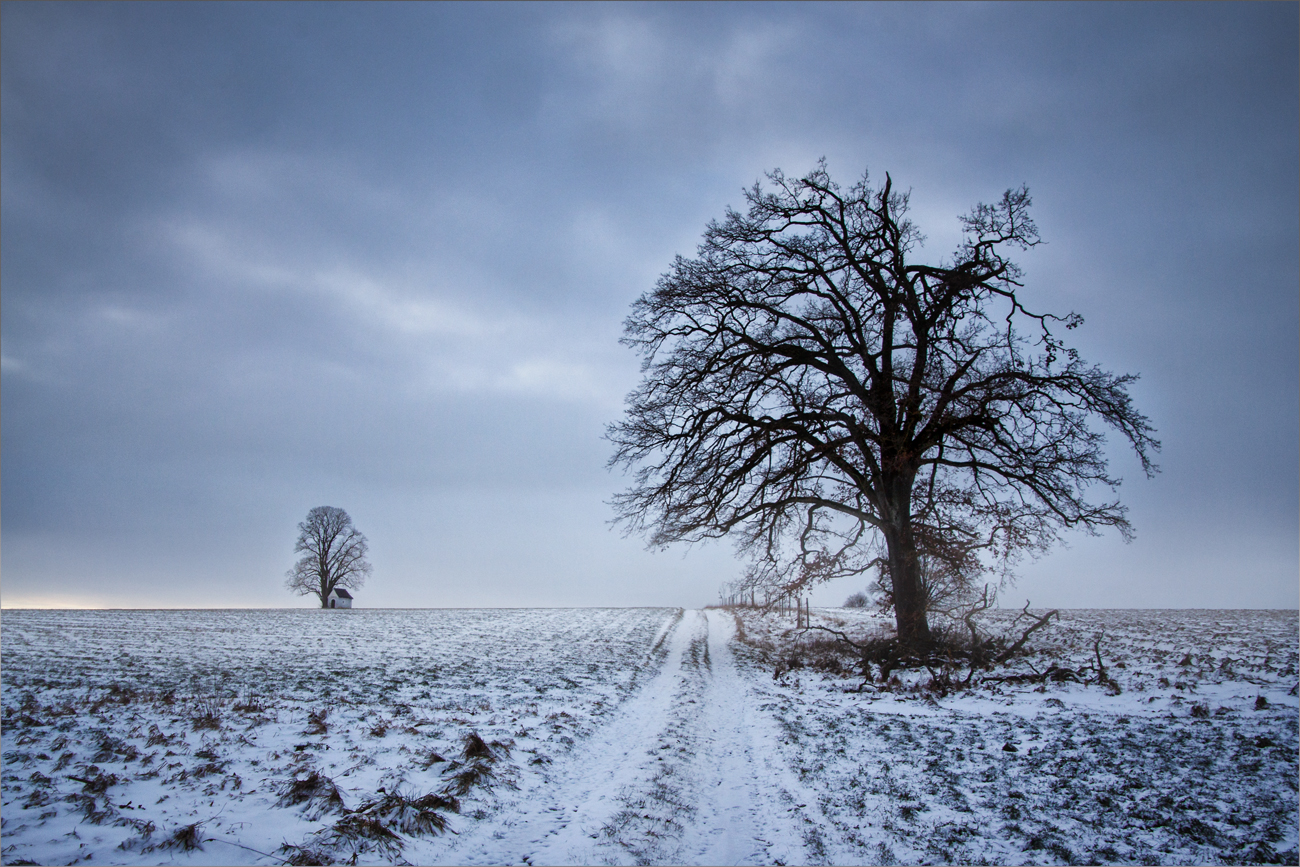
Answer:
[1,606,1296,865]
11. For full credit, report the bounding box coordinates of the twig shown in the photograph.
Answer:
[961,585,994,647]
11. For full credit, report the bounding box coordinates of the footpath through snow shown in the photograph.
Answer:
[432,608,841,866]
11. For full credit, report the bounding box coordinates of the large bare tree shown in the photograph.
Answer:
[609,163,1158,649]
[286,506,372,608]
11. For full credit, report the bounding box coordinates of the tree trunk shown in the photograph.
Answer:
[881,473,932,650]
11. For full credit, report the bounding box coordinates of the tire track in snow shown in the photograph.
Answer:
[432,609,842,866]
[675,608,846,867]
[431,608,699,865]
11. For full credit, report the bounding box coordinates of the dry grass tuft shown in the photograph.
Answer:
[461,731,494,761]
[190,698,223,731]
[68,767,120,795]
[145,724,173,748]
[419,749,448,769]
[279,844,331,866]
[442,760,495,795]
[157,821,205,852]
[67,793,115,825]
[274,769,346,818]
[232,693,267,714]
[354,789,459,836]
[93,731,138,763]
[304,707,329,735]
[460,730,511,763]
[315,814,404,859]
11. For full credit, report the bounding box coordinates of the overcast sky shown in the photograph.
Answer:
[3,2,1296,610]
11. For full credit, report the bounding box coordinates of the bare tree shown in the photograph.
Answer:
[286,506,372,608]
[609,162,1158,650]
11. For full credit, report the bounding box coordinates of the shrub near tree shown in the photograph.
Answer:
[609,162,1158,650]
[286,506,372,608]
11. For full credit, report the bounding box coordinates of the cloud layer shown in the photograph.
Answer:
[3,3,1296,608]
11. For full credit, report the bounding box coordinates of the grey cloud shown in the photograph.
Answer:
[3,2,1295,609]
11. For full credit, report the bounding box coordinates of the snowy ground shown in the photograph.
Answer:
[736,607,1299,866]
[1,606,1296,865]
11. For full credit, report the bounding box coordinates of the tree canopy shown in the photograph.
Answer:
[609,163,1158,647]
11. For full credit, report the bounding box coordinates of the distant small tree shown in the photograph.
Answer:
[843,592,869,609]
[286,506,372,608]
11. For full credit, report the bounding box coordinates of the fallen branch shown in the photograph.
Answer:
[1092,632,1108,684]
[1092,632,1122,693]
[993,603,1059,664]
[961,585,995,648]
[798,625,868,651]
[984,663,1084,685]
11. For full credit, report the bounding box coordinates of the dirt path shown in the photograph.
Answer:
[434,609,841,866]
